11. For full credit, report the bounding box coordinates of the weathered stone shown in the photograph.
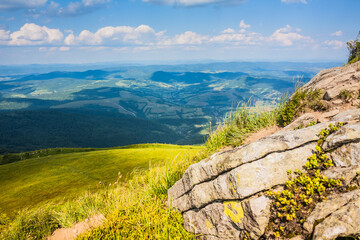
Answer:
[279,113,316,132]
[171,143,315,213]
[321,109,340,119]
[312,198,360,240]
[329,142,360,167]
[303,63,360,98]
[331,108,360,122]
[168,122,334,201]
[323,122,360,151]
[303,190,360,233]
[324,166,360,185]
[242,196,272,240]
[183,202,243,239]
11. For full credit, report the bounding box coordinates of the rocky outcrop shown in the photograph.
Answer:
[303,62,360,106]
[168,62,360,239]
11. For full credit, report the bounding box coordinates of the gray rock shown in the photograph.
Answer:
[312,198,360,240]
[331,108,360,122]
[329,142,360,167]
[242,196,272,239]
[303,190,360,233]
[279,113,316,132]
[171,143,315,213]
[323,122,360,151]
[183,202,243,239]
[324,166,360,185]
[168,122,335,201]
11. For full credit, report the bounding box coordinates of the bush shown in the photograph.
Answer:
[347,31,360,64]
[277,86,325,126]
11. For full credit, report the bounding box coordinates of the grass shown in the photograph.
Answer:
[1,146,205,240]
[205,104,280,153]
[0,144,202,216]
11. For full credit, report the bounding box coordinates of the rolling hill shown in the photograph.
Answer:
[0,144,203,216]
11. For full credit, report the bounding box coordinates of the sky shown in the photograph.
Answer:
[0,0,359,65]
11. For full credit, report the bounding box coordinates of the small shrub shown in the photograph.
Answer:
[339,90,353,103]
[278,87,325,126]
[205,104,280,153]
[347,32,360,64]
[266,122,346,238]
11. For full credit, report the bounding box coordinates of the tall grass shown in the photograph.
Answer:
[205,103,281,153]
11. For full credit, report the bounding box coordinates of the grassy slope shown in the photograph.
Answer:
[0,144,203,216]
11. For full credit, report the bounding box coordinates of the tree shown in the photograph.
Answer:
[346,31,360,64]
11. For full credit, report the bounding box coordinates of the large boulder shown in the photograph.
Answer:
[168,109,360,239]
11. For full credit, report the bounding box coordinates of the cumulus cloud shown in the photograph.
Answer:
[65,25,159,46]
[331,30,343,37]
[239,20,250,29]
[324,40,343,49]
[160,31,209,45]
[0,29,10,40]
[269,25,312,46]
[9,23,63,45]
[142,0,246,7]
[281,0,307,3]
[0,0,47,10]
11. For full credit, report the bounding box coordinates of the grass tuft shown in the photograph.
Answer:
[205,103,280,153]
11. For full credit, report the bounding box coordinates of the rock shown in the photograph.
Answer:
[324,166,360,185]
[168,122,335,201]
[279,113,316,132]
[331,108,360,122]
[242,196,272,240]
[171,143,316,213]
[304,63,360,100]
[303,190,360,233]
[321,109,340,119]
[183,202,244,239]
[329,142,360,167]
[323,122,360,151]
[312,198,360,240]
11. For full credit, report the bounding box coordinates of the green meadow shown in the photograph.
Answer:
[0,144,203,216]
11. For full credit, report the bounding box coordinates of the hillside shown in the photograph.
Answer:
[0,144,203,216]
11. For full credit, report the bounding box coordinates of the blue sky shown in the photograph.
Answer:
[0,0,359,64]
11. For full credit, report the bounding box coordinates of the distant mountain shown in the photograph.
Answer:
[0,62,340,152]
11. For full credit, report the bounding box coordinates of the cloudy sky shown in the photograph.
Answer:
[0,0,359,64]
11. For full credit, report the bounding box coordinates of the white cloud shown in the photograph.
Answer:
[281,0,307,3]
[65,25,159,46]
[269,25,312,46]
[0,0,47,10]
[210,28,263,45]
[239,20,250,29]
[223,28,235,34]
[324,40,343,49]
[142,0,246,7]
[331,30,343,37]
[9,23,63,45]
[160,31,209,45]
[0,29,10,41]
[59,46,70,51]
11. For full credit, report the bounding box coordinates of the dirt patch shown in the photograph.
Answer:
[244,126,281,145]
[47,214,105,240]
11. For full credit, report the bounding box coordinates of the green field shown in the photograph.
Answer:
[0,144,203,216]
